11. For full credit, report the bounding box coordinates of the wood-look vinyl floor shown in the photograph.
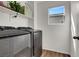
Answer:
[41,50,70,57]
[15,48,70,57]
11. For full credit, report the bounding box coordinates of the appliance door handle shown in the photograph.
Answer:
[73,36,79,40]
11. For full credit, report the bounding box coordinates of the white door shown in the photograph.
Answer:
[71,1,79,57]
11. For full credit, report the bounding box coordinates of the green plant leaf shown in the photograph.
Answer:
[8,1,25,14]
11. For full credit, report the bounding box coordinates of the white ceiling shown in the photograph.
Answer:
[34,1,45,4]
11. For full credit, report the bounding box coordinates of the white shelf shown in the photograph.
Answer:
[0,6,33,20]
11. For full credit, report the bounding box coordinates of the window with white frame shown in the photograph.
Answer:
[48,6,65,25]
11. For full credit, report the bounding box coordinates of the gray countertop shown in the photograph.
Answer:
[0,29,30,39]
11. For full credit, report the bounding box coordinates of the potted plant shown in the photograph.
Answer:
[9,1,25,14]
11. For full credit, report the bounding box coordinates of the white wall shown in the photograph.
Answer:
[0,11,28,27]
[34,2,38,29]
[0,12,9,26]
[27,1,34,28]
[36,1,71,54]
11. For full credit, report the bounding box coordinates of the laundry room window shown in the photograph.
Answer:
[48,6,65,25]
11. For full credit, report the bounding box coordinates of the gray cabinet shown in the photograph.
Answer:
[11,34,31,56]
[0,38,13,57]
[12,35,27,55]
[0,34,31,57]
